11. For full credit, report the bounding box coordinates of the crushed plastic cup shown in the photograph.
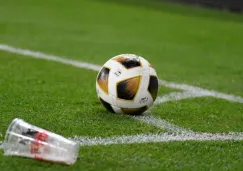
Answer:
[3,118,79,165]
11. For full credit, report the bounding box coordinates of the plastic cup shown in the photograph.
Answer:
[3,118,79,165]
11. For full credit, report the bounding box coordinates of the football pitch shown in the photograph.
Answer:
[1,0,243,170]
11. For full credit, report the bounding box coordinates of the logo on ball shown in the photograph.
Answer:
[139,97,149,104]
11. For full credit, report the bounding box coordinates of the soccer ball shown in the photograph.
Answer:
[96,54,158,115]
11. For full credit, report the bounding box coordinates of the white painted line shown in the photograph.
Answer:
[1,132,242,149]
[71,132,243,146]
[133,113,192,133]
[1,44,243,134]
[0,44,101,71]
[206,90,243,103]
[1,132,243,149]
[1,44,242,105]
[0,44,243,149]
[155,91,207,105]
[159,79,207,92]
[159,80,243,104]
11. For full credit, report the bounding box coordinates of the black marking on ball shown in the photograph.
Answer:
[120,58,140,69]
[117,76,140,100]
[99,98,115,113]
[148,76,158,101]
[121,106,148,115]
[114,56,141,69]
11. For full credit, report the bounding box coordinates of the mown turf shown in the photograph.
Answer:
[1,141,243,171]
[0,52,162,137]
[1,0,243,95]
[153,97,243,132]
[0,0,243,170]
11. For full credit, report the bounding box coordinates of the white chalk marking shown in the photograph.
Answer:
[1,132,242,149]
[133,113,192,133]
[155,91,206,105]
[145,90,240,132]
[1,44,243,143]
[159,80,243,104]
[0,44,101,71]
[1,44,242,104]
[71,132,243,146]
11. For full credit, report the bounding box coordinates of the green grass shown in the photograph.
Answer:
[153,97,243,133]
[1,141,243,171]
[1,0,243,95]
[0,0,243,170]
[0,52,161,137]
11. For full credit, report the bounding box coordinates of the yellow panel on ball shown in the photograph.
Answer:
[97,67,110,94]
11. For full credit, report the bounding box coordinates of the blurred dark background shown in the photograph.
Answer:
[162,0,243,13]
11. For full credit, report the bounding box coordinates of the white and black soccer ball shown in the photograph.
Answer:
[96,54,158,115]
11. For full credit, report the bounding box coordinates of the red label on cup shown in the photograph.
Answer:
[30,131,48,155]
